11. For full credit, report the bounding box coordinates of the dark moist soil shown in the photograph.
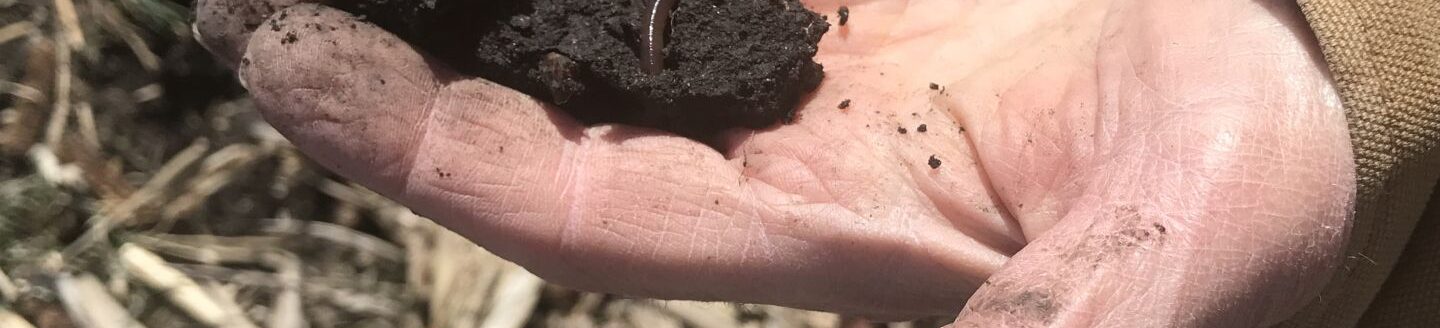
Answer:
[337,0,829,137]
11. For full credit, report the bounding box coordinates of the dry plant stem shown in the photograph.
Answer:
[316,178,388,209]
[62,134,134,201]
[168,264,284,287]
[388,210,430,296]
[55,274,147,328]
[127,234,274,264]
[74,102,98,148]
[66,139,210,256]
[166,263,407,296]
[131,231,301,325]
[0,40,53,156]
[655,302,740,328]
[264,250,306,328]
[200,284,249,321]
[0,308,37,328]
[132,84,164,103]
[257,219,405,261]
[427,227,501,328]
[91,0,160,71]
[623,302,683,328]
[135,234,285,254]
[44,40,72,151]
[163,261,401,319]
[0,80,44,102]
[114,138,210,219]
[28,145,85,186]
[0,21,36,45]
[51,0,84,48]
[332,200,361,227]
[119,244,259,328]
[270,144,305,197]
[309,285,406,317]
[267,285,305,328]
[249,121,288,144]
[0,268,18,303]
[477,268,544,328]
[159,143,266,224]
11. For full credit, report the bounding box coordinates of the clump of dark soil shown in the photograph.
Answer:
[337,0,829,136]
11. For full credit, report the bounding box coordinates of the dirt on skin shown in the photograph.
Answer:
[337,0,829,137]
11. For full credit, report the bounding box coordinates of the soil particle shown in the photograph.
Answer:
[898,127,908,134]
[974,285,1062,324]
[929,82,940,90]
[539,52,582,104]
[917,124,927,133]
[837,6,850,26]
[837,99,850,109]
[1060,206,1170,268]
[339,0,829,137]
[928,155,941,169]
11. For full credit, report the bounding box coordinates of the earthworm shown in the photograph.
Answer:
[640,0,677,74]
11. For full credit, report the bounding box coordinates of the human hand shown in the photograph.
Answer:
[195,0,1355,325]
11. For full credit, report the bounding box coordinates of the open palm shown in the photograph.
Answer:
[197,0,1354,325]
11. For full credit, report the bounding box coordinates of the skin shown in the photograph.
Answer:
[195,0,1355,326]
[640,0,678,74]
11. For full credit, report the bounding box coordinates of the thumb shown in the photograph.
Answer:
[953,164,1353,327]
[950,1,1356,326]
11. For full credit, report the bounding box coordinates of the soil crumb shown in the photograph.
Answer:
[838,99,850,109]
[928,155,942,169]
[339,0,830,137]
[838,6,850,26]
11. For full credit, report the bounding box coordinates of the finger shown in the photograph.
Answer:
[240,4,446,196]
[242,4,583,276]
[195,0,318,67]
[241,4,997,318]
[953,1,1354,327]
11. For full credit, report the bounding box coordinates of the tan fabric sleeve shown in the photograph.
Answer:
[1280,1,1440,327]
[1358,189,1440,327]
